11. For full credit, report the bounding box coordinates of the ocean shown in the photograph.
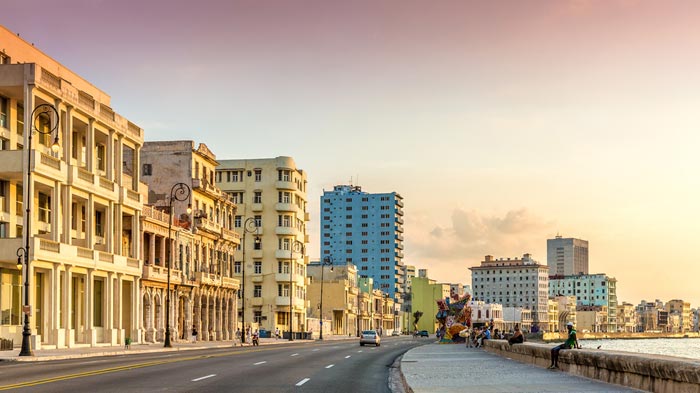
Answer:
[578,338,700,360]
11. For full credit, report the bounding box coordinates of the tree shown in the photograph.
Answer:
[413,311,423,331]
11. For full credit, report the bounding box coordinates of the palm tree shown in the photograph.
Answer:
[413,311,423,331]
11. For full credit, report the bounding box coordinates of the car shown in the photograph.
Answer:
[360,330,381,346]
[415,330,429,337]
[391,330,400,336]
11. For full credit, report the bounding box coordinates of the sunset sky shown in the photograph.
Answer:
[4,0,699,306]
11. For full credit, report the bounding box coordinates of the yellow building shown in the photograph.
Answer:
[140,141,240,343]
[666,299,692,333]
[0,25,144,349]
[306,262,359,337]
[216,157,309,337]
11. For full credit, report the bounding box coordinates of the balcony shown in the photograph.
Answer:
[142,264,170,282]
[275,249,294,260]
[275,296,291,306]
[221,276,239,289]
[251,274,263,283]
[397,216,404,225]
[304,212,310,222]
[275,226,295,236]
[251,203,263,212]
[195,217,221,235]
[0,150,23,180]
[396,199,404,208]
[251,297,263,306]
[275,202,295,212]
[195,271,218,286]
[220,227,241,244]
[275,180,295,190]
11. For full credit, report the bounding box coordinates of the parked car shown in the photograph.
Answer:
[391,330,400,336]
[360,330,381,346]
[415,330,429,337]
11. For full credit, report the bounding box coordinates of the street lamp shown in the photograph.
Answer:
[16,104,60,357]
[240,217,259,346]
[319,256,334,340]
[164,182,192,348]
[289,239,305,341]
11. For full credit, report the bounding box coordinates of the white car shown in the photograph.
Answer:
[360,330,381,346]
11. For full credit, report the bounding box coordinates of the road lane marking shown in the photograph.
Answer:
[357,350,363,353]
[192,374,216,382]
[296,378,310,386]
[254,361,267,365]
[291,353,299,356]
[345,355,351,358]
[312,349,319,351]
[325,364,334,369]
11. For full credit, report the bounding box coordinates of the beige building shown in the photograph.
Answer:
[140,141,240,343]
[216,157,309,337]
[553,295,578,332]
[665,299,692,333]
[306,262,359,336]
[0,26,144,348]
[616,302,637,333]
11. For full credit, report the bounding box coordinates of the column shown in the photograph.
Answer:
[115,136,123,187]
[64,266,73,347]
[51,181,60,241]
[159,236,166,266]
[86,119,94,173]
[86,269,94,346]
[106,130,114,180]
[132,212,140,261]
[86,194,94,249]
[149,233,156,265]
[62,185,72,244]
[106,272,114,344]
[116,273,123,342]
[114,204,122,256]
[133,277,140,343]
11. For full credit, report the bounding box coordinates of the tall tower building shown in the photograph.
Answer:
[547,235,589,276]
[216,157,309,337]
[320,185,405,308]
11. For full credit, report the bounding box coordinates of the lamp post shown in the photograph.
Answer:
[164,182,192,348]
[17,104,60,357]
[289,239,305,341]
[319,256,334,340]
[240,217,259,346]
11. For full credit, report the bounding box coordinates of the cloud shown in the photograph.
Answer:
[407,208,555,278]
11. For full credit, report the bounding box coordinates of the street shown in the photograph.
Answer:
[0,336,427,392]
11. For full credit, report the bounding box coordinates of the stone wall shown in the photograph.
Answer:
[484,340,700,393]
[542,331,700,341]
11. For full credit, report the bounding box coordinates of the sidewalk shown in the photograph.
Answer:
[400,343,639,393]
[0,335,354,363]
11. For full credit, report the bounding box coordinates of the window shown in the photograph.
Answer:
[0,52,10,65]
[254,169,262,182]
[0,270,21,325]
[254,261,262,274]
[278,215,291,227]
[93,279,103,327]
[16,104,23,136]
[254,285,262,297]
[38,192,51,223]
[96,144,106,171]
[95,211,103,237]
[142,163,152,176]
[277,312,288,325]
[254,215,262,228]
[0,96,7,129]
[278,283,290,297]
[278,261,290,274]
[254,311,262,323]
[253,191,262,204]
[279,191,291,203]
[234,261,241,274]
[234,215,242,227]
[278,170,291,181]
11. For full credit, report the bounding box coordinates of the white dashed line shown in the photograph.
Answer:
[345,355,351,358]
[291,353,299,357]
[312,348,319,351]
[254,361,266,365]
[325,364,334,369]
[192,374,216,382]
[296,378,310,386]
[357,350,363,353]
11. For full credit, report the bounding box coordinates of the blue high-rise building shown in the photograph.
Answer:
[320,185,405,305]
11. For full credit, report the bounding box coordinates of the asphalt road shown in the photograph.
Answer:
[0,336,429,392]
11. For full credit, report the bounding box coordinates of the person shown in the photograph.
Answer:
[252,329,260,346]
[275,327,280,339]
[549,321,579,369]
[191,325,198,343]
[235,328,242,345]
[508,324,524,345]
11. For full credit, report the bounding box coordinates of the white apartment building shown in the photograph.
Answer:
[216,157,309,337]
[140,141,240,343]
[470,254,549,324]
[0,26,144,348]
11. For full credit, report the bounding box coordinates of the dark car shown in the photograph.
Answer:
[415,330,429,337]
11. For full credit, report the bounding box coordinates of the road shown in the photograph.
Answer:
[0,336,429,392]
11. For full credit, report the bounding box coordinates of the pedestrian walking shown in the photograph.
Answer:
[191,325,198,343]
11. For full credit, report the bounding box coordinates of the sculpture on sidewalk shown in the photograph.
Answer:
[435,293,472,343]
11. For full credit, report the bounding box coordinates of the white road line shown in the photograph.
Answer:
[345,355,351,358]
[312,348,319,351]
[325,364,334,369]
[192,374,216,382]
[357,350,363,353]
[254,361,267,365]
[291,353,299,356]
[296,378,310,386]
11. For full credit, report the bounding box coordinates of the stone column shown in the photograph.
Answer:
[86,119,94,172]
[106,130,114,180]
[61,184,72,244]
[106,272,114,344]
[86,269,94,346]
[149,233,156,265]
[64,266,73,347]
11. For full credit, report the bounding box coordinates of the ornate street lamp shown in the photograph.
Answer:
[164,182,192,348]
[319,256,334,340]
[17,104,60,357]
[240,217,259,346]
[289,239,305,341]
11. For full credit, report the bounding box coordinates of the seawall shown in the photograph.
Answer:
[542,331,700,341]
[484,340,700,393]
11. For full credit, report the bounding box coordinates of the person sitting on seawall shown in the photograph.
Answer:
[549,321,580,369]
[508,324,524,345]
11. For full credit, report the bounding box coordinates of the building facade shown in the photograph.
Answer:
[548,273,618,332]
[306,262,359,337]
[0,26,144,348]
[470,254,549,324]
[547,235,589,276]
[665,299,692,333]
[216,157,309,337]
[140,141,241,343]
[319,185,405,314]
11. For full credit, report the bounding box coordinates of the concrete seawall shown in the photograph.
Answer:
[484,340,700,393]
[542,331,700,341]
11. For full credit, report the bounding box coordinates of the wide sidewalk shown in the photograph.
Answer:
[400,342,641,393]
[0,335,354,362]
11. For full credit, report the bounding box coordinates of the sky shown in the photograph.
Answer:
[4,0,700,306]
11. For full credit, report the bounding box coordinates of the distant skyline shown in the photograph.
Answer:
[4,0,700,306]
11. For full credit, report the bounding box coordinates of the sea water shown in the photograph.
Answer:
[579,338,700,360]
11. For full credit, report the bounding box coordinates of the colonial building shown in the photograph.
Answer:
[216,157,309,337]
[306,261,359,337]
[665,299,692,333]
[140,141,240,343]
[0,26,144,348]
[616,302,637,333]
